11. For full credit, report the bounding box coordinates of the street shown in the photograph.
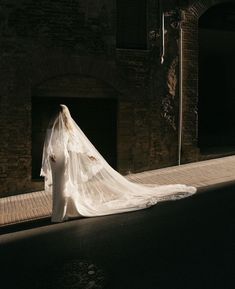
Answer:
[1,184,235,289]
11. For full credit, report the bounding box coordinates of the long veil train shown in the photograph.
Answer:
[41,105,196,222]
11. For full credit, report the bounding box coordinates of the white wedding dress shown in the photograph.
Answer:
[41,105,196,222]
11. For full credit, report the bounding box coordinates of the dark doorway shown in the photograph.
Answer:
[198,3,235,153]
[32,97,117,179]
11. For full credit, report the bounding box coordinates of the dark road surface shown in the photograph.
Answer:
[1,184,235,289]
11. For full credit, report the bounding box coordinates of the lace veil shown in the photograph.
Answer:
[41,104,196,218]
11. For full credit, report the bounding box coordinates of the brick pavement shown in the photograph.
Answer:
[1,155,235,227]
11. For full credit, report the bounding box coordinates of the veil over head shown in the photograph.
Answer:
[41,105,196,221]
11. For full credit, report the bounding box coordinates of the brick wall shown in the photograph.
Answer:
[181,0,233,163]
[0,0,233,196]
[0,0,121,196]
[0,0,154,197]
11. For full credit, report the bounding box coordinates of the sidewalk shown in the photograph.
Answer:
[1,155,235,227]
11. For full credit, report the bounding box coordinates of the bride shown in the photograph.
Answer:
[41,104,196,222]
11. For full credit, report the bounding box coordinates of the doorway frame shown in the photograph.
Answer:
[180,0,234,163]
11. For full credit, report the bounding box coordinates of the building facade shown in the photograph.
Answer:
[1,0,235,196]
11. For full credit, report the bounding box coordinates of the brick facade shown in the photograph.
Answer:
[181,0,234,163]
[0,0,234,196]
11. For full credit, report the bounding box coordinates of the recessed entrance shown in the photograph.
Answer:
[198,3,235,153]
[32,74,119,180]
[32,97,118,180]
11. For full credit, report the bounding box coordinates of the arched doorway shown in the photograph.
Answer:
[32,75,118,179]
[198,2,235,153]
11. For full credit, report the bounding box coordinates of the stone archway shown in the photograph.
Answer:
[181,0,235,162]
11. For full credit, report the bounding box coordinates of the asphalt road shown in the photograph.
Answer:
[1,184,235,289]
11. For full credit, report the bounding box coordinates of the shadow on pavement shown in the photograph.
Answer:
[1,184,235,289]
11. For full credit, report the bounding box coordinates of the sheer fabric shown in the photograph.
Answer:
[41,105,196,222]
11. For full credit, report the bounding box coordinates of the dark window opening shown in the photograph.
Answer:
[116,0,147,49]
[32,97,117,180]
[198,3,235,154]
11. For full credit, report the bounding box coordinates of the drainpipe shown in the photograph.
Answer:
[178,13,183,165]
[161,12,165,64]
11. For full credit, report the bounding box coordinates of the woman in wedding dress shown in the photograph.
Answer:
[41,104,196,222]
